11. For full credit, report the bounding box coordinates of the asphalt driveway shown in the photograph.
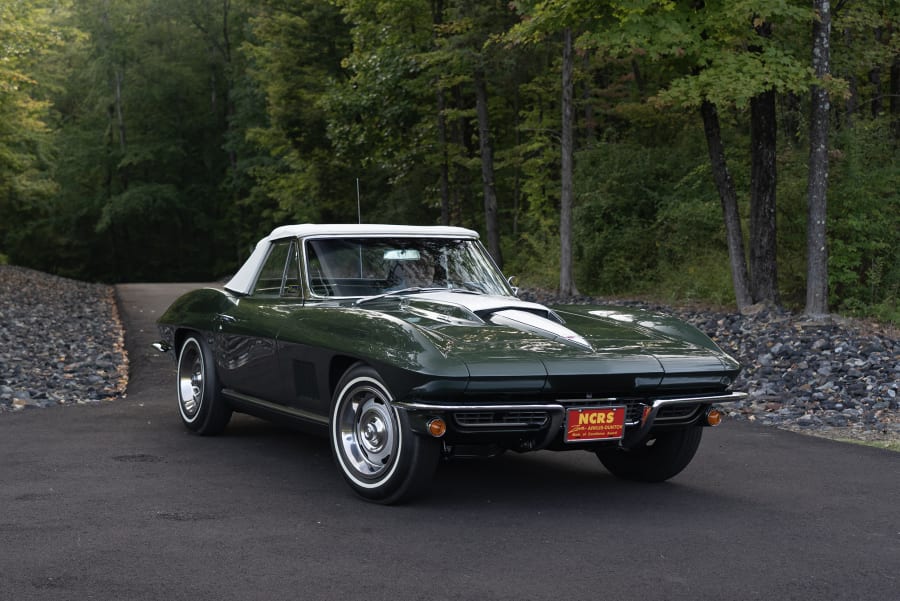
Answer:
[0,283,897,601]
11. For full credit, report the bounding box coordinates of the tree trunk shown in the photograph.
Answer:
[700,100,752,311]
[187,0,237,174]
[749,89,779,305]
[560,28,578,296]
[437,88,450,226]
[114,68,127,154]
[806,0,831,318]
[452,84,470,224]
[630,58,645,96]
[782,92,801,145]
[221,0,237,172]
[869,27,883,118]
[513,85,521,236]
[890,40,900,138]
[745,19,779,305]
[432,0,450,225]
[869,67,883,117]
[100,0,126,158]
[474,68,502,268]
[892,51,900,116]
[840,26,857,127]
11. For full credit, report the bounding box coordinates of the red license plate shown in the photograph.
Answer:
[565,407,626,442]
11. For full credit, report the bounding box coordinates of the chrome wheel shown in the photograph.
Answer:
[334,379,400,483]
[177,338,204,422]
[176,335,231,435]
[330,364,439,503]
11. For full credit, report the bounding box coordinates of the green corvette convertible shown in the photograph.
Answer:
[155,224,746,503]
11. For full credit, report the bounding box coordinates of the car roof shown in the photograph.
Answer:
[225,223,480,295]
[266,223,478,240]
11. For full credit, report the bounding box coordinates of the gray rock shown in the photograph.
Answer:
[0,266,127,412]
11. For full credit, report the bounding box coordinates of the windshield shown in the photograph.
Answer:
[304,237,512,298]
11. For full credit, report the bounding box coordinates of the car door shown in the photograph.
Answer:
[272,239,332,419]
[214,239,299,403]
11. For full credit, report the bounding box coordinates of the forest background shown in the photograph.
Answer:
[1,0,897,322]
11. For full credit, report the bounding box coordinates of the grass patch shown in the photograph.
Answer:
[836,438,900,453]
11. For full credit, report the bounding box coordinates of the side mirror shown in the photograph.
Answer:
[507,275,520,296]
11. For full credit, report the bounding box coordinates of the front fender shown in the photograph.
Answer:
[275,306,470,400]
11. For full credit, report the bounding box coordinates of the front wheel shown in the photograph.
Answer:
[177,335,232,435]
[331,364,439,504]
[596,426,703,482]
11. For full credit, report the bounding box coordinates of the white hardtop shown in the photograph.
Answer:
[225,223,480,295]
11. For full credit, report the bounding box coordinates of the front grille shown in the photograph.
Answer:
[445,396,706,431]
[656,404,701,421]
[454,410,550,428]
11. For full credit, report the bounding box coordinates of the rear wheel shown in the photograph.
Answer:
[177,335,231,435]
[597,426,703,482]
[331,364,439,504]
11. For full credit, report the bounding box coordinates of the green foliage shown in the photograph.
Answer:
[773,142,809,308]
[503,229,560,290]
[0,0,895,323]
[512,64,562,224]
[582,0,826,109]
[828,121,899,321]
[0,1,64,257]
[2,0,269,281]
[574,142,665,294]
[241,2,352,227]
[572,124,734,300]
[323,0,433,219]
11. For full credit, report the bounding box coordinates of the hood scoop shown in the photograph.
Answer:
[399,292,592,351]
[487,309,593,351]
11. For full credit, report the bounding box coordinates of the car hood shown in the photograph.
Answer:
[366,292,736,394]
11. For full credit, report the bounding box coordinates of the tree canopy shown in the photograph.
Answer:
[1,0,897,321]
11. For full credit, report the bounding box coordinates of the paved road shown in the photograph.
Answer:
[1,283,898,601]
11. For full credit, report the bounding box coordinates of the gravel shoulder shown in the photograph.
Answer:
[2,266,897,449]
[0,266,127,410]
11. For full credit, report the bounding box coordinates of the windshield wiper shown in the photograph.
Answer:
[353,287,446,307]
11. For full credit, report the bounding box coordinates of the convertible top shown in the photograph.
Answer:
[225,223,480,295]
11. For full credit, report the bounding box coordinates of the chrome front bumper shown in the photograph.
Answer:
[394,392,748,450]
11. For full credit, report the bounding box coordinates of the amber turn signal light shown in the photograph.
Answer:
[705,407,724,427]
[640,405,652,425]
[427,418,447,438]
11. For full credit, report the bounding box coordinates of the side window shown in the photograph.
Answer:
[252,241,291,296]
[306,242,330,296]
[283,241,301,297]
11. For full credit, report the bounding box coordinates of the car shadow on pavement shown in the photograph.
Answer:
[210,415,741,510]
[422,450,740,510]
